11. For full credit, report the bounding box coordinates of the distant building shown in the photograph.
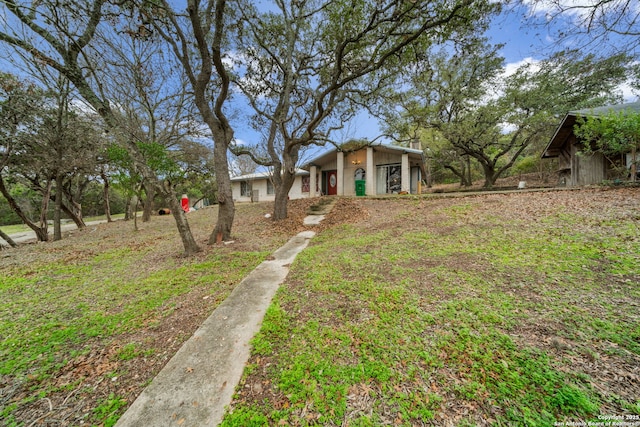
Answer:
[542,102,640,186]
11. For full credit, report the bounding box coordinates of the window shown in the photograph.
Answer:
[267,179,274,195]
[301,176,310,193]
[240,181,252,197]
[376,164,401,194]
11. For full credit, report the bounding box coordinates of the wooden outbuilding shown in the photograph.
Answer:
[542,102,640,186]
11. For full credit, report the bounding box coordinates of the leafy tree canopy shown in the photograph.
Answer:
[574,108,640,181]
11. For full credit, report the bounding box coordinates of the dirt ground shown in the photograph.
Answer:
[2,184,639,426]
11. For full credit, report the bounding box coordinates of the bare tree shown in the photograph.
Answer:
[231,154,259,177]
[0,72,52,241]
[96,20,203,223]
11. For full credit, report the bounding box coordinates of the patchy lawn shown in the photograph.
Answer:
[223,188,640,426]
[1,189,639,426]
[0,199,327,427]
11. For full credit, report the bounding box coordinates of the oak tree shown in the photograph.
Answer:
[231,0,499,219]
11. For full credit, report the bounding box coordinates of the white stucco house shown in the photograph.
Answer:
[230,143,426,202]
[231,169,310,202]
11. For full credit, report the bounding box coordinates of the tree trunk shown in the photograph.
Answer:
[456,157,472,187]
[124,197,132,221]
[37,180,52,242]
[465,156,472,187]
[54,172,63,241]
[101,170,113,222]
[45,190,86,229]
[272,147,298,220]
[60,201,85,229]
[60,178,87,228]
[142,182,154,222]
[631,146,637,182]
[481,163,498,189]
[133,197,139,232]
[209,134,235,244]
[165,186,201,255]
[0,229,17,248]
[0,175,48,242]
[444,164,468,187]
[273,168,296,220]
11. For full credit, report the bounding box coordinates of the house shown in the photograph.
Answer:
[542,102,640,186]
[230,143,426,202]
[302,143,426,197]
[231,169,310,202]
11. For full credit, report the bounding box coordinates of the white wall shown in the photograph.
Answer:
[232,175,310,202]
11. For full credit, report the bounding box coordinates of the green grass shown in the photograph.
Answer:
[0,250,268,379]
[222,193,640,426]
[0,203,284,426]
[0,223,30,235]
[3,193,638,426]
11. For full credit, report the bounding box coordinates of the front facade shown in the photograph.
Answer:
[231,170,311,202]
[303,144,426,197]
[230,144,426,202]
[542,102,640,186]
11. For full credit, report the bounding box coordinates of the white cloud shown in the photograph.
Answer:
[521,0,598,18]
[503,57,541,77]
[522,0,640,30]
[619,80,638,103]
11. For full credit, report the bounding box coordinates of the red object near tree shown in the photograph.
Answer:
[181,194,189,213]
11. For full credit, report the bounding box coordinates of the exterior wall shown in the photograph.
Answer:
[555,135,631,187]
[557,143,572,186]
[366,147,375,196]
[232,176,310,202]
[401,153,410,192]
[310,147,424,196]
[337,152,344,196]
[410,167,421,193]
[231,181,252,203]
[374,150,402,165]
[322,159,338,170]
[570,144,607,186]
[337,149,406,195]
[288,176,309,199]
[342,161,363,196]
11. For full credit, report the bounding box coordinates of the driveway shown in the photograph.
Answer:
[3,219,110,245]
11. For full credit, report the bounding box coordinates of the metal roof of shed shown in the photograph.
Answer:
[542,102,640,159]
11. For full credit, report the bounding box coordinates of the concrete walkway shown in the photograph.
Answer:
[115,229,316,427]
